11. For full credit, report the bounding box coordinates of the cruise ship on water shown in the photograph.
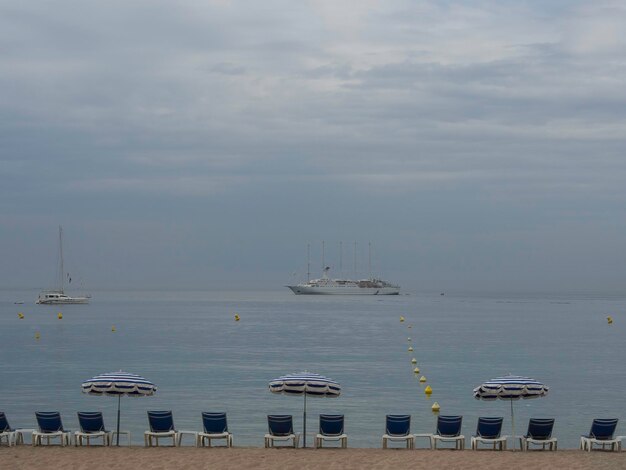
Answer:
[287,267,400,295]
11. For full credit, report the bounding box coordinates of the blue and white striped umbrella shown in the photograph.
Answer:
[473,375,549,449]
[82,371,157,445]
[82,371,157,396]
[269,372,341,447]
[473,375,549,400]
[269,372,341,398]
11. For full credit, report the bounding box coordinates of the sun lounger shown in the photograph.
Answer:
[315,414,347,448]
[471,417,506,450]
[145,410,179,447]
[265,415,300,448]
[197,412,233,447]
[580,418,620,451]
[33,412,71,446]
[382,415,414,449]
[519,418,557,451]
[75,411,112,446]
[431,415,464,450]
[0,412,16,446]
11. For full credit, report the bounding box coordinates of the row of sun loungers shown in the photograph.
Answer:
[0,411,622,451]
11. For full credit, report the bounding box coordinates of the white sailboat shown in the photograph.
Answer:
[36,226,90,305]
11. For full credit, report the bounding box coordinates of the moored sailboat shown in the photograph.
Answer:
[36,226,90,305]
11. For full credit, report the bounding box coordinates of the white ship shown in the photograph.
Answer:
[37,226,90,305]
[287,267,400,295]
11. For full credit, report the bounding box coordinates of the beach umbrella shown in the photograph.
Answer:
[473,374,549,450]
[81,371,157,446]
[269,372,341,448]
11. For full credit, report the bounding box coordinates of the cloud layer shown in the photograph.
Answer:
[2,1,626,291]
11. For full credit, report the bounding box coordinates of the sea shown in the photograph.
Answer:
[1,288,624,448]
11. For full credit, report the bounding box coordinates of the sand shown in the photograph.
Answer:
[2,447,625,470]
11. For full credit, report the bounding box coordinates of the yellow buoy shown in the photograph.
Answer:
[400,316,405,322]
[607,316,613,324]
[111,326,116,332]
[424,385,433,395]
[35,332,41,340]
[413,367,420,374]
[57,312,63,320]
[431,402,440,412]
[408,346,413,352]
[18,312,24,319]
[234,314,240,321]
[411,358,417,364]
[419,376,427,383]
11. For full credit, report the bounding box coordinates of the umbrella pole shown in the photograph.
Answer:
[116,395,121,446]
[510,399,515,451]
[303,393,307,448]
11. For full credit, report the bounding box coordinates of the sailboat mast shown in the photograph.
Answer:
[58,226,64,294]
[322,241,325,271]
[307,243,310,282]
[353,241,357,279]
[368,241,372,279]
[339,241,343,277]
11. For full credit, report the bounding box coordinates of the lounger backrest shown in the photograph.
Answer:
[319,414,344,436]
[267,415,294,436]
[476,417,503,439]
[202,412,228,434]
[386,415,410,436]
[35,412,64,433]
[77,412,105,433]
[0,412,11,432]
[436,415,463,437]
[527,418,554,439]
[148,411,175,432]
[589,419,618,440]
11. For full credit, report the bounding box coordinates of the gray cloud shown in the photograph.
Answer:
[2,0,626,292]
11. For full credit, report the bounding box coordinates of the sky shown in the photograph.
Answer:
[2,0,626,293]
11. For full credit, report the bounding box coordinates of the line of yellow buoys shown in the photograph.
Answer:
[401,315,440,414]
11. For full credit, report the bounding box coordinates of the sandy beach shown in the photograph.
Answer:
[3,447,625,470]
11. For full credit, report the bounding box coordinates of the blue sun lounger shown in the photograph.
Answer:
[471,417,506,450]
[382,415,414,449]
[519,418,557,451]
[75,411,112,446]
[198,412,233,447]
[145,410,179,447]
[430,415,464,449]
[265,415,299,448]
[580,418,621,452]
[315,414,347,448]
[0,412,16,446]
[33,412,72,446]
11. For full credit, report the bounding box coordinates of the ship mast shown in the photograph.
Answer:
[307,243,310,282]
[353,241,357,279]
[368,241,372,279]
[339,241,343,277]
[58,226,65,294]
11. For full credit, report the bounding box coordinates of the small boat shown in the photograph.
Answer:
[36,226,90,305]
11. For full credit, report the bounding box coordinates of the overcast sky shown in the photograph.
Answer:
[2,0,626,293]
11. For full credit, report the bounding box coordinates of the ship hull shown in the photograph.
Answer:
[36,298,90,304]
[36,291,90,304]
[287,285,400,295]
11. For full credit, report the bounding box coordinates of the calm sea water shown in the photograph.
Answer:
[1,288,624,448]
